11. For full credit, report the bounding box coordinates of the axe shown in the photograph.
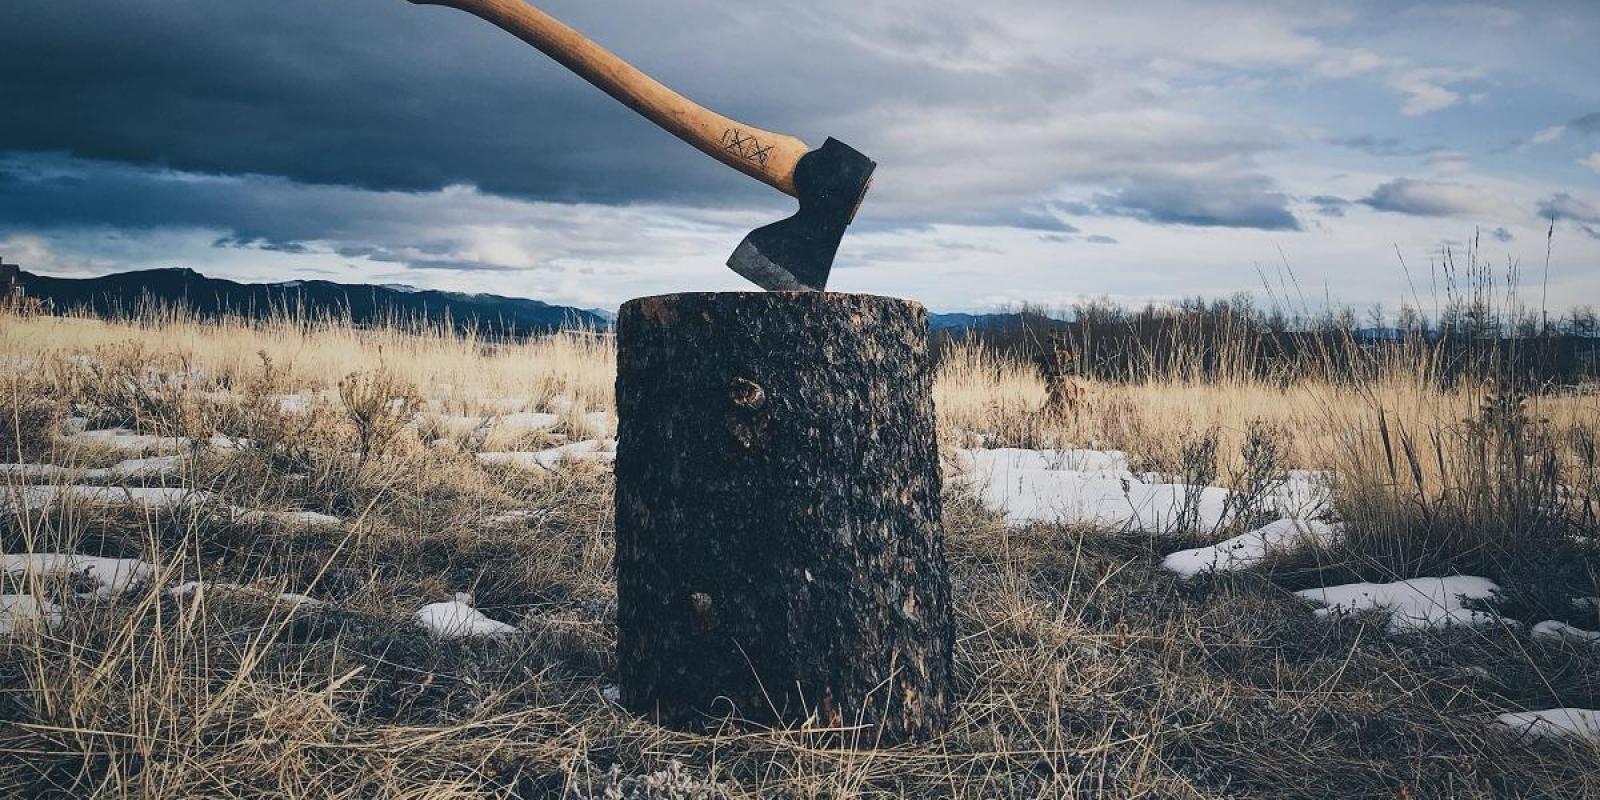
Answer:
[408,0,875,291]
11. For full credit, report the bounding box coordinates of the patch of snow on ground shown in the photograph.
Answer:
[4,457,184,482]
[413,593,518,639]
[1266,470,1333,519]
[273,394,314,414]
[475,451,547,470]
[953,448,1234,533]
[0,595,63,635]
[1496,708,1600,743]
[483,509,547,527]
[61,429,248,453]
[501,412,561,433]
[3,553,156,598]
[1531,620,1600,645]
[62,428,185,453]
[1296,576,1505,632]
[0,463,78,480]
[91,455,183,480]
[601,684,622,704]
[3,485,207,514]
[230,508,342,528]
[1162,519,1342,577]
[168,581,322,607]
[581,411,612,435]
[477,440,616,471]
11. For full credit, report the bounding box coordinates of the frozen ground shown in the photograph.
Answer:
[1,368,1595,796]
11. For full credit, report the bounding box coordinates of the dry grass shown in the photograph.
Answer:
[1,309,1597,798]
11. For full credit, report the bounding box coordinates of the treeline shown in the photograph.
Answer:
[931,295,1600,388]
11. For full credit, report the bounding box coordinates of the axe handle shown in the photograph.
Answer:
[409,0,808,197]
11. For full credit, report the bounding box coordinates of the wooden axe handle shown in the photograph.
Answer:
[410,0,808,197]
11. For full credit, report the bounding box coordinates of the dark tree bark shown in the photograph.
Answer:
[614,291,953,743]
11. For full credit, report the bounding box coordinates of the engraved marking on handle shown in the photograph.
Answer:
[721,128,773,166]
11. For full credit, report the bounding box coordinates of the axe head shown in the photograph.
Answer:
[726,138,875,291]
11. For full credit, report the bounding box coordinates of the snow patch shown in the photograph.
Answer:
[4,456,184,482]
[483,509,547,527]
[1163,519,1342,577]
[413,593,518,639]
[3,553,156,598]
[0,463,78,480]
[1531,620,1600,645]
[3,485,207,513]
[230,508,342,528]
[580,410,612,436]
[1496,708,1600,743]
[477,439,616,471]
[953,448,1234,533]
[1266,470,1333,519]
[1296,576,1504,632]
[168,581,322,608]
[274,394,314,415]
[90,455,183,480]
[61,429,247,453]
[0,594,63,635]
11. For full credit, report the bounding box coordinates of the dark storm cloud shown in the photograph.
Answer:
[1085,177,1301,231]
[1,0,1302,234]
[0,0,855,207]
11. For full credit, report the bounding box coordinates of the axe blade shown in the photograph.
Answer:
[726,138,875,292]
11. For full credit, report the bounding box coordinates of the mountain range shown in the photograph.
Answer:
[10,267,608,335]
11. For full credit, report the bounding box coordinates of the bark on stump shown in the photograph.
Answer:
[614,291,953,743]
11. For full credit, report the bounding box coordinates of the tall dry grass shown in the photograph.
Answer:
[0,304,1597,797]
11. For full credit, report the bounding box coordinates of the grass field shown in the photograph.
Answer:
[1,309,1597,798]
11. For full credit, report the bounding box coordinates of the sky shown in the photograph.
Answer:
[2,0,1599,315]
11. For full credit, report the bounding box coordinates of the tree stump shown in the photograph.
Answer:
[614,291,953,743]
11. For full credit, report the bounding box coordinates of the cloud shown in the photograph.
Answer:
[0,152,766,291]
[1387,68,1479,116]
[1491,226,1514,242]
[1308,195,1352,217]
[1526,112,1600,147]
[1085,175,1301,231]
[1583,152,1600,175]
[956,208,1079,233]
[1406,4,1522,28]
[1538,192,1600,220]
[1569,112,1600,135]
[1326,136,1441,157]
[1360,178,1513,219]
[1425,150,1471,173]
[1536,192,1600,239]
[1532,126,1566,145]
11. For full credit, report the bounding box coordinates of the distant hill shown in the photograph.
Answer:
[13,267,608,336]
[927,312,1034,331]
